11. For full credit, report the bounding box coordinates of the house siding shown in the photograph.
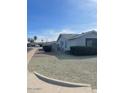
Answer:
[65,32,97,51]
[57,31,97,52]
[57,36,68,51]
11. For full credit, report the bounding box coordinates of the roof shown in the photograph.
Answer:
[69,30,97,40]
[57,34,79,41]
[61,34,79,39]
[57,30,97,41]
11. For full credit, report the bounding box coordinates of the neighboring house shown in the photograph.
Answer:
[57,30,97,52]
[43,41,57,51]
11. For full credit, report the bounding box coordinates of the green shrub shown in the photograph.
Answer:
[70,46,97,56]
[43,45,52,52]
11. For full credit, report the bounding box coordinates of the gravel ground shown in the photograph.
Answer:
[28,49,97,89]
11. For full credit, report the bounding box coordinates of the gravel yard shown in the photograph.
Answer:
[28,49,97,89]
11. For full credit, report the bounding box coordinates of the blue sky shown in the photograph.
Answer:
[27,0,97,41]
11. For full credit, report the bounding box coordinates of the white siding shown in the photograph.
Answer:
[57,31,97,51]
[65,32,97,51]
[57,36,68,51]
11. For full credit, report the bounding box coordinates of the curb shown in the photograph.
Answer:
[34,71,91,87]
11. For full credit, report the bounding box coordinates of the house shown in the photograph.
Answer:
[57,30,97,52]
[43,41,57,52]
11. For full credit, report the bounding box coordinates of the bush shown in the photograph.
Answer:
[27,43,31,47]
[43,45,52,52]
[38,44,42,47]
[39,44,42,47]
[70,46,97,56]
[27,43,35,47]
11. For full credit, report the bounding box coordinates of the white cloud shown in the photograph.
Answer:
[35,27,96,42]
[68,0,96,10]
[55,29,77,34]
[42,29,77,42]
[90,0,97,2]
[34,29,78,42]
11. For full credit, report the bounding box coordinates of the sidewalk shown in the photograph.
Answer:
[27,48,93,93]
[27,48,37,64]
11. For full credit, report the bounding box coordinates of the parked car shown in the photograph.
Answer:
[27,43,35,47]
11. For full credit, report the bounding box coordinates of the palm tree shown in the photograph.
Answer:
[34,36,37,41]
[41,39,43,43]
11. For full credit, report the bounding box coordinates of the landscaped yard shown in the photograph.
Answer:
[28,49,97,89]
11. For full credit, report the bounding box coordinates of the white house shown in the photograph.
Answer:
[57,30,97,52]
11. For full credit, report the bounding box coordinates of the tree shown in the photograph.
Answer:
[41,39,43,43]
[30,38,34,43]
[34,36,37,41]
[28,38,31,42]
